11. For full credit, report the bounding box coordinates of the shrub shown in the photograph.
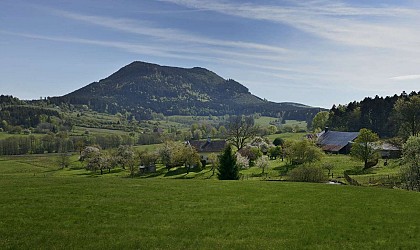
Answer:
[289,165,326,183]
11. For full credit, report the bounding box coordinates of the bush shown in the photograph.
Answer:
[289,165,326,183]
[286,139,323,165]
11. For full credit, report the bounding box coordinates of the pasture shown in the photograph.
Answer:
[0,155,419,249]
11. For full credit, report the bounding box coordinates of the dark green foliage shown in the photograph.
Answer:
[0,133,132,156]
[327,91,419,137]
[217,146,239,180]
[0,105,61,130]
[50,61,322,120]
[272,137,284,146]
[393,95,420,137]
[268,146,282,159]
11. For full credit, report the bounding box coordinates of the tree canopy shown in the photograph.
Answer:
[394,95,420,137]
[401,136,420,191]
[350,128,380,170]
[226,115,258,150]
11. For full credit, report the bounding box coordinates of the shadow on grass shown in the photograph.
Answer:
[250,172,265,177]
[164,166,202,177]
[175,169,213,179]
[346,167,376,175]
[141,168,167,178]
[273,164,294,175]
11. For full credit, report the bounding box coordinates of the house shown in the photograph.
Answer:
[317,127,359,154]
[187,137,227,165]
[374,142,402,159]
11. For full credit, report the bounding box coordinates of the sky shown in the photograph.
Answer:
[1,0,420,108]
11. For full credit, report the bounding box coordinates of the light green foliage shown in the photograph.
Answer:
[267,125,277,135]
[157,141,185,169]
[322,163,335,176]
[289,165,326,183]
[181,145,202,172]
[56,153,71,169]
[351,128,380,170]
[157,141,201,172]
[116,145,136,175]
[312,111,329,131]
[207,153,219,175]
[286,139,324,165]
[138,150,158,167]
[400,136,420,191]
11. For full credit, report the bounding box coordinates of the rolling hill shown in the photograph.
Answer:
[51,61,323,120]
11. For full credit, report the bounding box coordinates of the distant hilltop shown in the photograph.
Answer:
[50,61,323,120]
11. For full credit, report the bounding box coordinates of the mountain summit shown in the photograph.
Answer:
[53,61,321,120]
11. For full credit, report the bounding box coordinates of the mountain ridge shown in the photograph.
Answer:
[51,61,322,120]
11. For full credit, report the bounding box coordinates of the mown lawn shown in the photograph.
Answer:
[1,156,420,249]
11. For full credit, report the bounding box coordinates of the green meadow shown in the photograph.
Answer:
[1,155,420,249]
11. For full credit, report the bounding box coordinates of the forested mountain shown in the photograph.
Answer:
[326,91,420,138]
[50,61,322,120]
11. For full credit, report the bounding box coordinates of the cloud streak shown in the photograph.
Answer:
[390,75,420,81]
[53,9,290,55]
[159,0,420,52]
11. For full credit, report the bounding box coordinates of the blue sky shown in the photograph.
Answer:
[1,0,420,108]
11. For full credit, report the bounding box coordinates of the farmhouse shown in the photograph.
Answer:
[374,142,402,159]
[317,127,359,154]
[188,137,226,165]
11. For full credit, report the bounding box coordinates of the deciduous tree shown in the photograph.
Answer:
[256,155,269,174]
[350,128,380,170]
[226,115,258,150]
[400,136,420,191]
[311,111,329,131]
[286,139,323,165]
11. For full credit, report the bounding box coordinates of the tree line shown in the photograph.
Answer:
[0,133,134,156]
[312,91,420,138]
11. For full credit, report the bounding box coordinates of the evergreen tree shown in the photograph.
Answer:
[217,146,239,180]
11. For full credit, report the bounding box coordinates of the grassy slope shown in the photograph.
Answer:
[1,156,420,249]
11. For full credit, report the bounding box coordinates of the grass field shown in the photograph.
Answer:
[1,155,420,249]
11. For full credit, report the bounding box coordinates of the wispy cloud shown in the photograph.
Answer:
[159,0,420,51]
[53,9,290,55]
[390,75,420,81]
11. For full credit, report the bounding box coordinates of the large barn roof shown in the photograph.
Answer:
[317,131,359,152]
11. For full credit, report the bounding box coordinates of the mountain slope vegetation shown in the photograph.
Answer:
[51,61,321,120]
